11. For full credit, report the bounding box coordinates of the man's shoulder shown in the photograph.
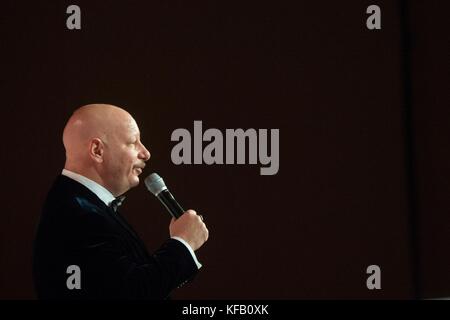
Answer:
[37,175,116,241]
[43,175,109,218]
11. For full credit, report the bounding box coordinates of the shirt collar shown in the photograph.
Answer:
[62,169,116,207]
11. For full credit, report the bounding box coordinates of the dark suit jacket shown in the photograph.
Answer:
[32,175,198,299]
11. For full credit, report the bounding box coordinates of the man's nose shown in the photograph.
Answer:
[139,144,151,161]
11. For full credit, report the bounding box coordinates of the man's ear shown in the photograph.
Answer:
[89,138,104,163]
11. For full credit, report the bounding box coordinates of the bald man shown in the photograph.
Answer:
[33,104,208,299]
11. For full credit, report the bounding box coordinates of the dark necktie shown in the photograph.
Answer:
[110,195,126,213]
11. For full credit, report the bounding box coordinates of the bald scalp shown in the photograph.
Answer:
[63,104,132,165]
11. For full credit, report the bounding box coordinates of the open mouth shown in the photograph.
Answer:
[134,167,143,175]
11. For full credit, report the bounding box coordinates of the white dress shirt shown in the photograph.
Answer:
[62,169,202,269]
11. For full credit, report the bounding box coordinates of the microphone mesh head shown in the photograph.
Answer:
[145,173,167,196]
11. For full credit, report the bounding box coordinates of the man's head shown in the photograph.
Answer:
[63,104,151,196]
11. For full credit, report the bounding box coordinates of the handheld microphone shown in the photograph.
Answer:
[145,173,185,219]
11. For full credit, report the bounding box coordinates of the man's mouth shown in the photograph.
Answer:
[134,167,143,175]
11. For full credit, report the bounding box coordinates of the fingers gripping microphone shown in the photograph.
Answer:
[145,173,185,219]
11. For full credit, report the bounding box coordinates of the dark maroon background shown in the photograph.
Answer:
[1,1,448,299]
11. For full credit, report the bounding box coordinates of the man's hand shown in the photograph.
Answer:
[169,210,209,251]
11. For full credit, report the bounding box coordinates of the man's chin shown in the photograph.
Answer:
[130,176,140,187]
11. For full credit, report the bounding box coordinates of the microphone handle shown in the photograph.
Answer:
[157,189,185,219]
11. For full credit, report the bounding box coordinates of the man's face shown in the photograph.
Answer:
[102,117,151,196]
